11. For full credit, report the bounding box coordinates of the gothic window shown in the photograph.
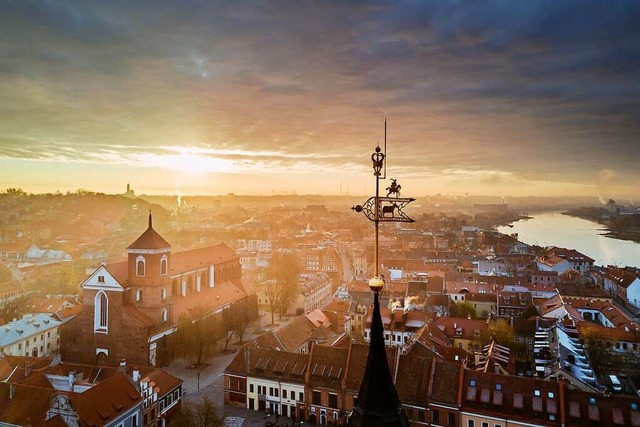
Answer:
[161,256,168,276]
[136,256,146,276]
[94,291,108,333]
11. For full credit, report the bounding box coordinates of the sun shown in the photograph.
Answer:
[147,147,236,175]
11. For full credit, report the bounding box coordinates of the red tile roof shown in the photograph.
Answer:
[127,217,171,250]
[0,383,53,426]
[70,373,141,426]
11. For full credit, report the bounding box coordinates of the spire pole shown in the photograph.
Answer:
[148,209,153,229]
[348,120,411,427]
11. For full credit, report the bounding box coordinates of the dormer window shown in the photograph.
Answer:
[161,256,168,276]
[136,256,146,276]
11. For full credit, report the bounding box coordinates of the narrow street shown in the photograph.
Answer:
[164,311,300,424]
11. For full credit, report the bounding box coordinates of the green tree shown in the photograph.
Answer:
[174,306,221,366]
[449,301,477,319]
[522,305,539,319]
[478,319,516,349]
[581,324,623,376]
[172,396,223,427]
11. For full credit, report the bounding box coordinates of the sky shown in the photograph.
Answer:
[0,1,639,200]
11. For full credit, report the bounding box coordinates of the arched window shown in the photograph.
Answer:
[196,274,201,293]
[181,280,187,297]
[136,289,143,302]
[136,256,145,276]
[161,256,168,276]
[162,309,168,322]
[161,287,167,300]
[94,291,108,333]
[209,266,215,288]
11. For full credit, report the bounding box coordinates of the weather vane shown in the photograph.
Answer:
[348,119,411,426]
[352,120,415,290]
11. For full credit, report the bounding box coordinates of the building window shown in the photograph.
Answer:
[250,384,254,393]
[161,256,168,275]
[98,275,105,283]
[482,422,489,427]
[283,390,287,399]
[162,309,168,322]
[299,392,304,401]
[94,291,108,333]
[468,420,475,427]
[431,410,439,424]
[136,289,143,302]
[136,256,145,276]
[328,393,337,408]
[162,287,167,300]
[313,391,321,405]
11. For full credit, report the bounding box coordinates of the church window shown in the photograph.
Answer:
[161,256,168,276]
[98,275,105,283]
[136,256,146,276]
[136,289,143,302]
[94,291,108,333]
[161,287,167,300]
[162,309,168,322]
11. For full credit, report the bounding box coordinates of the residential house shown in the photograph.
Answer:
[0,313,62,357]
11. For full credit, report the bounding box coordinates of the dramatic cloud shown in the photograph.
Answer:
[0,1,639,196]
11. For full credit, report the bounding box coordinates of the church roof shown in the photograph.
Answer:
[127,214,171,250]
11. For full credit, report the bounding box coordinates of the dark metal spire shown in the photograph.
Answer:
[148,209,153,229]
[348,120,411,427]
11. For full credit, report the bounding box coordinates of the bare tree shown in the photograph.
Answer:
[172,396,223,427]
[174,306,220,366]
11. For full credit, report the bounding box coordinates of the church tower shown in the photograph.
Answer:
[127,212,172,324]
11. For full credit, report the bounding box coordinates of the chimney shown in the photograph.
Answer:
[132,369,140,382]
[118,358,127,374]
[68,371,76,390]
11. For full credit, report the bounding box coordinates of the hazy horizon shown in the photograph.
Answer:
[1,1,639,200]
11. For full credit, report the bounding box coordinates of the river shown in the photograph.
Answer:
[497,212,640,268]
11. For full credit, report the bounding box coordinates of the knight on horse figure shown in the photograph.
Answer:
[386,178,401,197]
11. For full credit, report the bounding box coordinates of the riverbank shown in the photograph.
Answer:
[562,208,640,245]
[497,212,640,267]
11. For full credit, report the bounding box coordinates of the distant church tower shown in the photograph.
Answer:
[127,212,172,325]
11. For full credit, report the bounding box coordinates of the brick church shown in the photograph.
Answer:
[63,214,256,367]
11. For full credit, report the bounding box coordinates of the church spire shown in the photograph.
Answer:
[148,210,153,229]
[348,124,412,427]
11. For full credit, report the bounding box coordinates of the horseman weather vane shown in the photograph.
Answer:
[347,119,411,426]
